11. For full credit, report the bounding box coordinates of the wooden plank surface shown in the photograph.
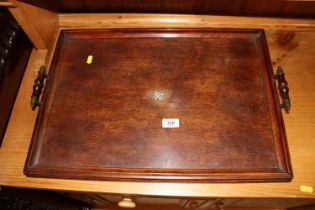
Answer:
[0,14,314,198]
[57,0,315,18]
[0,1,14,7]
[59,14,315,31]
[8,0,58,50]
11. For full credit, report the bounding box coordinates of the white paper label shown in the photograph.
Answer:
[162,119,180,128]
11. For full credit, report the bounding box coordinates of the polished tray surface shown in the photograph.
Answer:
[25,29,292,182]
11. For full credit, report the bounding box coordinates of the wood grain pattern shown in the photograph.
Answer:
[8,0,59,50]
[58,14,315,32]
[289,203,315,210]
[24,28,292,182]
[282,1,315,17]
[0,15,315,198]
[56,0,315,18]
[66,193,315,209]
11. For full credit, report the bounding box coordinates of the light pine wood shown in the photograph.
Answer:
[0,1,14,6]
[8,0,58,50]
[0,15,315,198]
[65,193,315,209]
[59,14,315,31]
[9,6,46,49]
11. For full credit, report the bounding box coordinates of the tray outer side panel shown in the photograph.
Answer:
[24,29,292,182]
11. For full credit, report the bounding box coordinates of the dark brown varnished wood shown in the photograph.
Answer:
[57,0,315,18]
[25,29,292,182]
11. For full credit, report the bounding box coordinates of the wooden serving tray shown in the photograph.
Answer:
[25,29,292,182]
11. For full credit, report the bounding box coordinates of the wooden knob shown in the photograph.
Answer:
[118,197,136,208]
[189,201,198,209]
[216,202,224,210]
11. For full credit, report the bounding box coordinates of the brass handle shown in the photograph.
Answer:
[274,66,290,113]
[31,65,47,110]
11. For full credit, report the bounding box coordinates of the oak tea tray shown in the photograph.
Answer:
[25,29,292,182]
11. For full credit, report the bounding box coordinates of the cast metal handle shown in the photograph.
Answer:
[31,65,47,110]
[274,66,290,113]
